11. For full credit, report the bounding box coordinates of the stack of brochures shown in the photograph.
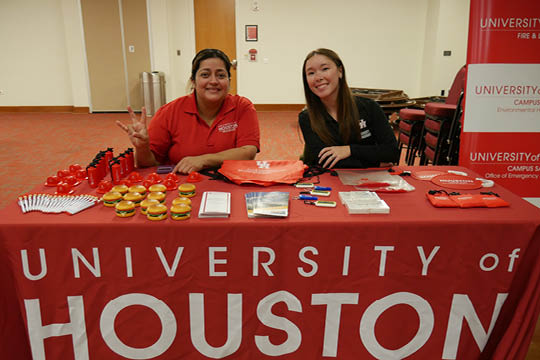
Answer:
[338,191,390,214]
[198,191,231,218]
[244,192,289,218]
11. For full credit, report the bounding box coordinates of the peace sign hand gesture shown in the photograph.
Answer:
[116,106,149,149]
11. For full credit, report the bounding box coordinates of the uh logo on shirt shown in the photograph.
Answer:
[359,118,371,139]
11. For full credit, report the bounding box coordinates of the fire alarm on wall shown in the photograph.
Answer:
[249,48,257,61]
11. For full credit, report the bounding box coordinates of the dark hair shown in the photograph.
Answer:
[302,48,360,145]
[191,48,232,81]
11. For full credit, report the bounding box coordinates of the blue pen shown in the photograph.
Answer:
[314,186,332,191]
[295,195,318,200]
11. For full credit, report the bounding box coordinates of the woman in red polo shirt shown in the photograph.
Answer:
[117,49,260,174]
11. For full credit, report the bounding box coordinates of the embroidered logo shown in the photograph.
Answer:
[359,119,367,129]
[256,161,270,169]
[218,122,238,133]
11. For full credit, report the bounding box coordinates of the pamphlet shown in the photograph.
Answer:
[198,191,231,218]
[245,192,289,218]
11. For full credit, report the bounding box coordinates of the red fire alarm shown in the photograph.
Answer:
[249,48,257,61]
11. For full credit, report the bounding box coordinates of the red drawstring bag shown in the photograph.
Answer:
[426,193,459,207]
[218,160,307,186]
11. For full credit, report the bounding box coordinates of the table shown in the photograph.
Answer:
[1,166,539,359]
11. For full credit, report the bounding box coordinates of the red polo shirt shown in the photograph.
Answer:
[148,93,260,164]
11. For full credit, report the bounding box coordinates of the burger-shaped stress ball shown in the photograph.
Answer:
[115,200,136,218]
[111,184,129,195]
[123,192,144,207]
[102,191,122,207]
[140,198,160,215]
[170,204,191,221]
[149,183,167,194]
[128,184,147,197]
[147,191,166,204]
[172,196,192,207]
[147,203,168,221]
[178,183,196,198]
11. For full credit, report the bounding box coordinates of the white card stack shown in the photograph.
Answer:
[198,191,231,218]
[338,191,390,214]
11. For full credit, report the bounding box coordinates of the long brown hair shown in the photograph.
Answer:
[302,48,360,145]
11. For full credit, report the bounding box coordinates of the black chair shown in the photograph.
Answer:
[397,109,425,165]
[398,65,466,165]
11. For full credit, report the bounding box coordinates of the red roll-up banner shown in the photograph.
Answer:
[460,0,540,198]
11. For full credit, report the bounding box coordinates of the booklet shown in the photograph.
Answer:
[198,191,231,218]
[245,192,289,218]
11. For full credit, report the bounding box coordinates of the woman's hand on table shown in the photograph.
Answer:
[173,155,207,174]
[318,146,351,168]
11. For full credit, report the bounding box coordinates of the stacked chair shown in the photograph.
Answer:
[445,92,464,165]
[397,65,466,165]
[397,108,425,165]
[420,102,459,164]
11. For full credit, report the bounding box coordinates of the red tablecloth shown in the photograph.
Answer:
[1,166,539,359]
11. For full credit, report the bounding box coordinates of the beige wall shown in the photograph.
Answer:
[61,0,90,107]
[0,0,470,107]
[420,0,470,96]
[236,0,427,103]
[0,0,75,106]
[148,0,195,103]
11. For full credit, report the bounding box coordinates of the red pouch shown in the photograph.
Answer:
[481,194,510,208]
[426,193,459,207]
[450,194,487,208]
[218,160,307,186]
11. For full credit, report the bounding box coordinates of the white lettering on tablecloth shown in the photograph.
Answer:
[21,249,47,280]
[374,246,395,276]
[418,246,440,276]
[101,293,176,358]
[156,247,184,276]
[23,291,508,359]
[297,246,318,277]
[360,292,434,358]
[479,253,499,271]
[190,293,242,357]
[209,247,227,277]
[19,246,522,280]
[253,247,275,276]
[442,293,508,359]
[72,248,101,278]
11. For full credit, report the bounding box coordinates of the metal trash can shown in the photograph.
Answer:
[140,71,166,116]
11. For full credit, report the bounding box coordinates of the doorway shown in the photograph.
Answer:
[194,0,237,95]
[81,0,151,111]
